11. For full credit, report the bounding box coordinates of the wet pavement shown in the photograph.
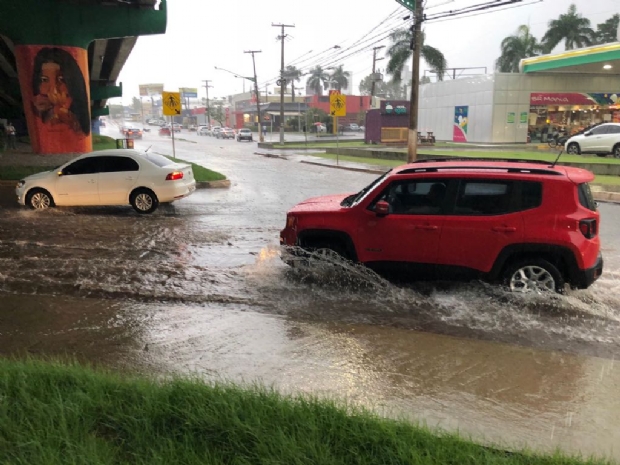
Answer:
[1,126,620,460]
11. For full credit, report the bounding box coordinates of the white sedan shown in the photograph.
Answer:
[16,149,196,214]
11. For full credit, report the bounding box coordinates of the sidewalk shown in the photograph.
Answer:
[296,154,620,204]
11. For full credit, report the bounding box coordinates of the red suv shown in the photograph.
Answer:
[280,159,603,293]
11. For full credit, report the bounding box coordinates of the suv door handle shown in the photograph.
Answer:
[125,177,134,180]
[492,226,517,233]
[415,224,438,230]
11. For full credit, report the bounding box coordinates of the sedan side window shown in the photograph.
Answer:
[99,156,139,173]
[62,158,99,176]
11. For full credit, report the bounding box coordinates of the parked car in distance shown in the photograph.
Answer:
[565,122,620,158]
[346,123,361,132]
[189,125,197,131]
[237,128,253,142]
[210,126,222,137]
[198,126,209,136]
[217,128,235,139]
[159,126,171,136]
[172,123,182,133]
[280,159,603,293]
[15,149,196,214]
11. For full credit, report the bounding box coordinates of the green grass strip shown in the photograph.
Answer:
[317,152,620,187]
[0,359,610,465]
[93,135,117,151]
[273,141,371,149]
[164,156,226,182]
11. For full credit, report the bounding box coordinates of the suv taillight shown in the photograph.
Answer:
[166,171,184,181]
[579,219,597,239]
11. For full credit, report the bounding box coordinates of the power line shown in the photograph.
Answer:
[426,0,541,23]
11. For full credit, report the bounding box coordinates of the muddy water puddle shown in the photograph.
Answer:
[2,187,620,459]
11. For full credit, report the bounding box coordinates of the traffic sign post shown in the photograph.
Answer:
[329,91,346,166]
[162,91,181,159]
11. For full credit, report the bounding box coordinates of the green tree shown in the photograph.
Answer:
[283,65,303,102]
[496,25,543,73]
[304,107,329,125]
[387,29,447,82]
[542,4,595,52]
[359,74,407,99]
[329,65,351,92]
[595,14,620,44]
[306,66,329,96]
[208,105,225,126]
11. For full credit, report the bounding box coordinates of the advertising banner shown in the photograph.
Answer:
[507,112,515,124]
[179,87,198,98]
[530,92,620,106]
[453,106,468,142]
[15,45,91,154]
[139,83,164,97]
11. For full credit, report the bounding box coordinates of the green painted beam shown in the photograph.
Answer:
[91,106,110,118]
[90,84,122,101]
[522,49,620,73]
[0,0,167,48]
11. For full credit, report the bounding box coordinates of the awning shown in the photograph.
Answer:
[520,43,620,75]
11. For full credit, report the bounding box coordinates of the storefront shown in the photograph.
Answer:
[414,42,620,144]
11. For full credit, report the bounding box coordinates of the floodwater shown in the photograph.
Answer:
[1,129,620,460]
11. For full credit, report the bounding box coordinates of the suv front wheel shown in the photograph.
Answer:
[503,258,564,293]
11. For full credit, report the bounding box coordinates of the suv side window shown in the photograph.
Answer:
[62,157,99,176]
[606,125,620,134]
[521,181,543,210]
[578,183,597,211]
[373,179,450,215]
[99,156,139,173]
[455,181,515,215]
[591,125,609,135]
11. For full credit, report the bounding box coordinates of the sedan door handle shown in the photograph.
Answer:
[492,226,517,233]
[415,224,438,230]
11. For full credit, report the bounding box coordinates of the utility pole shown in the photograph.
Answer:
[370,45,385,98]
[407,1,423,163]
[244,50,264,143]
[202,80,213,127]
[273,23,295,145]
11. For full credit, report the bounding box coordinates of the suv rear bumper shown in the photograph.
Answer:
[573,253,603,289]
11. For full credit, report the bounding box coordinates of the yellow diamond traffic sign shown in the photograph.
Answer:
[329,92,346,117]
[162,91,181,116]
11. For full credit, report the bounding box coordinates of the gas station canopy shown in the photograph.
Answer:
[520,43,620,75]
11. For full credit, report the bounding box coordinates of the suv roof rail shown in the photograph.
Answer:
[412,157,553,165]
[398,166,563,176]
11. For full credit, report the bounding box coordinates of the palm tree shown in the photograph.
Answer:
[283,65,302,102]
[595,14,620,45]
[306,66,329,96]
[542,4,595,52]
[387,28,446,82]
[328,65,351,93]
[496,25,543,73]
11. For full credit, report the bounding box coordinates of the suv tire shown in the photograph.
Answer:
[613,144,620,159]
[566,143,580,155]
[503,258,564,293]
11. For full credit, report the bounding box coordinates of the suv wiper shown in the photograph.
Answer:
[340,194,356,207]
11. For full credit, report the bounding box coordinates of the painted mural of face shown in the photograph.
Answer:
[34,63,72,114]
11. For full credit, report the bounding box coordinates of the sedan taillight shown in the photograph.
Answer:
[166,171,184,181]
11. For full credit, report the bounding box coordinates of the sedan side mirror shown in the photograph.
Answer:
[374,200,390,217]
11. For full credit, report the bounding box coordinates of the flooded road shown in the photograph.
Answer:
[1,128,620,459]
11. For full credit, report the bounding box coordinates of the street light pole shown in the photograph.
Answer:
[202,80,212,127]
[273,23,295,145]
[371,45,385,98]
[244,50,264,143]
[407,1,423,163]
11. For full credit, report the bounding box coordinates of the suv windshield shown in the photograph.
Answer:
[341,170,391,207]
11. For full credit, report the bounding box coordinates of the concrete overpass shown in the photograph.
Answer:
[0,0,166,153]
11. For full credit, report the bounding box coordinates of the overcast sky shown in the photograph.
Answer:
[115,0,619,105]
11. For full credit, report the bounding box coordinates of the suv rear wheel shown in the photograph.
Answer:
[613,144,620,158]
[566,143,580,155]
[503,258,564,293]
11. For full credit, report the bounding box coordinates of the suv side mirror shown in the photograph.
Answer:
[374,200,390,217]
[584,131,592,136]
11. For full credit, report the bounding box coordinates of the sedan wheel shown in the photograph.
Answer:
[130,189,159,214]
[504,259,563,293]
[567,143,580,155]
[27,189,53,210]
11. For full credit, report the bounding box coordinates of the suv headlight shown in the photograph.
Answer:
[16,180,25,188]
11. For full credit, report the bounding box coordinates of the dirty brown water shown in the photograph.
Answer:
[1,129,620,459]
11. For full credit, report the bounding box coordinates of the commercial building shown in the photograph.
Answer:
[367,42,620,144]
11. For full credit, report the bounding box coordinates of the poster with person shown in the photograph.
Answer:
[15,45,91,154]
[453,106,468,142]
